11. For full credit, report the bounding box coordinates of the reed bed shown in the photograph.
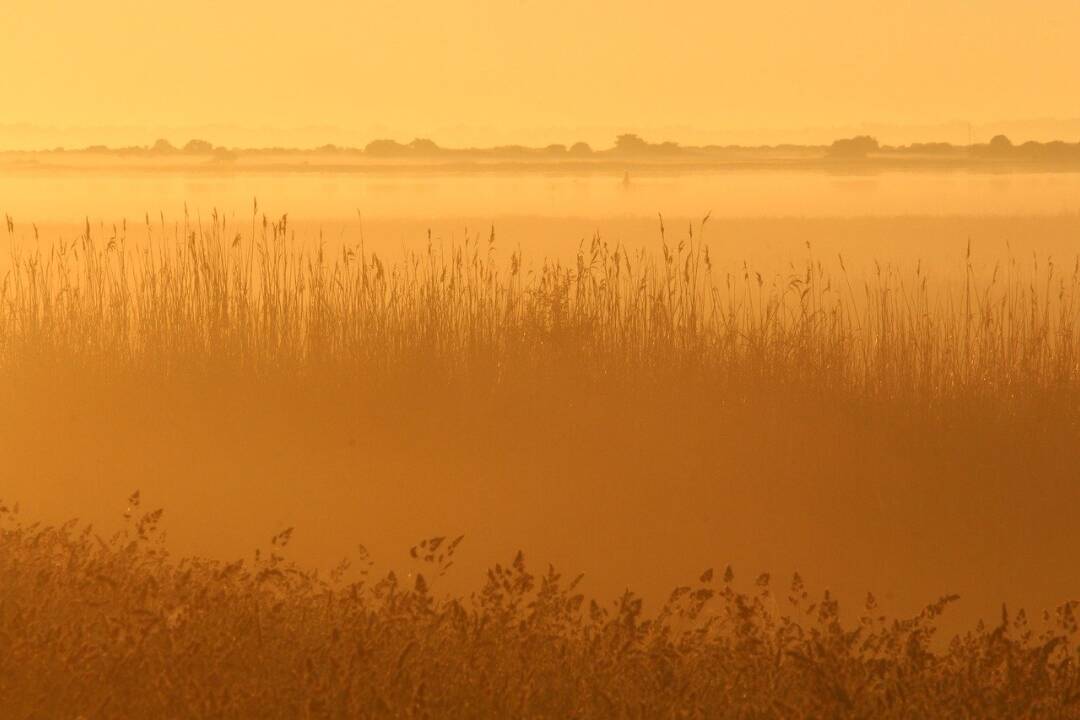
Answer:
[2,209,1079,419]
[2,499,1079,719]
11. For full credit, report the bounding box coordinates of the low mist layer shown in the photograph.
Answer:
[1,213,1078,633]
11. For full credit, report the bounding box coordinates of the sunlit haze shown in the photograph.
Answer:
[5,2,1080,716]
[3,0,1080,148]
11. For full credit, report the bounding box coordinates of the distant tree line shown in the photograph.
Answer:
[31,133,1080,165]
[968,134,1080,162]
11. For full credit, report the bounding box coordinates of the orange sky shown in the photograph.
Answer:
[2,0,1079,148]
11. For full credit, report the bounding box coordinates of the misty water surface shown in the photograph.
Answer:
[4,166,1080,223]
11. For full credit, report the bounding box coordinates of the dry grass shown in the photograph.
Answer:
[3,209,1079,412]
[2,499,1079,719]
[2,209,1080,716]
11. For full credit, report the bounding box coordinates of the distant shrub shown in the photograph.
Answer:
[828,135,880,158]
[364,139,410,156]
[182,138,214,154]
[150,138,178,154]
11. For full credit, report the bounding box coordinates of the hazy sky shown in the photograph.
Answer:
[3,0,1079,147]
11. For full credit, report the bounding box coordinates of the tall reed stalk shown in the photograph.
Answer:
[3,212,1078,414]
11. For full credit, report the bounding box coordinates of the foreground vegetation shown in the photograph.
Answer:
[2,499,1079,719]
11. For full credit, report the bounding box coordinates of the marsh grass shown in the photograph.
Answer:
[2,499,1079,719]
[2,209,1079,417]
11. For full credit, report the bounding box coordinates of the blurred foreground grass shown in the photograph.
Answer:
[2,498,1079,719]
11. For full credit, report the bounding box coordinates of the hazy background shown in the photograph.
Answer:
[2,0,1079,149]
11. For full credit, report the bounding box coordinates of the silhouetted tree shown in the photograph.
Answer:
[151,138,177,154]
[989,134,1013,150]
[569,141,592,156]
[409,138,440,155]
[973,134,1017,159]
[827,136,879,159]
[614,134,650,153]
[182,139,214,154]
[365,139,409,157]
